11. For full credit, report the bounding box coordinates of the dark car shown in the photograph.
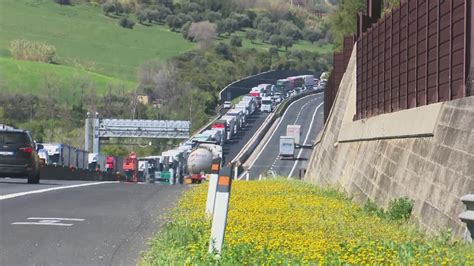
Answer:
[0,128,40,183]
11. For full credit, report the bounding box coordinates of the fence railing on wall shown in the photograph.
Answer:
[355,0,472,120]
[324,36,355,122]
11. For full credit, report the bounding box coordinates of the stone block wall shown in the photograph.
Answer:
[306,46,474,239]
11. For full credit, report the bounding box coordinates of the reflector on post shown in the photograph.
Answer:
[206,158,221,216]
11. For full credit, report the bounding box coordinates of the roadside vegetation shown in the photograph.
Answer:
[142,179,473,265]
[0,0,335,155]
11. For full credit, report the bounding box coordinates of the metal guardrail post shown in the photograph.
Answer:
[209,167,232,254]
[459,194,474,242]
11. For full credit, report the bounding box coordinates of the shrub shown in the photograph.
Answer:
[387,197,414,221]
[54,0,71,5]
[119,17,135,29]
[230,35,242,47]
[9,39,56,64]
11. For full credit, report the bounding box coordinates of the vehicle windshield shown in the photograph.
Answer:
[262,100,272,104]
[0,132,30,146]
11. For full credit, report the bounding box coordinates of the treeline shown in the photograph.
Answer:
[61,0,334,48]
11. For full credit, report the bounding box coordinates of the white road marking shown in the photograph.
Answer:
[12,217,85,227]
[0,181,118,201]
[12,222,73,226]
[288,102,324,178]
[248,94,320,170]
[27,217,85,221]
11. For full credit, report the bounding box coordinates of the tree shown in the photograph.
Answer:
[181,21,192,41]
[55,0,71,5]
[136,10,147,24]
[206,11,221,22]
[282,36,294,51]
[303,28,322,44]
[245,30,257,43]
[269,35,284,48]
[113,1,124,16]
[230,35,242,47]
[102,2,115,16]
[188,21,217,49]
[223,18,238,35]
[119,17,135,29]
[157,7,172,22]
[279,21,303,41]
[166,15,183,31]
[330,0,365,49]
[146,9,159,23]
[215,42,232,60]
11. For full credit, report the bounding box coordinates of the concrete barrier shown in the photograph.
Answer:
[39,165,123,182]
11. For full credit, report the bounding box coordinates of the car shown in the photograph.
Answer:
[223,101,232,109]
[0,128,40,184]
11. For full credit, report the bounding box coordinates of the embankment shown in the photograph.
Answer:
[306,45,473,240]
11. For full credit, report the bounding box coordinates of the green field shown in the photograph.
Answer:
[0,0,195,82]
[0,57,136,103]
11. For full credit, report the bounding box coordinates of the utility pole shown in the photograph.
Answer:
[84,112,90,152]
[92,112,100,154]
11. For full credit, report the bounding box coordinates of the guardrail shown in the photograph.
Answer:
[230,88,324,178]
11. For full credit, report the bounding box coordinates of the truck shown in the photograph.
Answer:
[286,125,301,148]
[299,75,315,90]
[220,115,237,140]
[201,129,224,145]
[274,79,293,97]
[249,89,262,109]
[211,120,227,142]
[186,143,222,183]
[287,76,304,93]
[261,96,274,112]
[256,83,273,96]
[279,136,295,160]
[235,103,250,116]
[227,109,245,128]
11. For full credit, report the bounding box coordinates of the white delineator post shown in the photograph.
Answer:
[209,167,232,254]
[205,158,221,216]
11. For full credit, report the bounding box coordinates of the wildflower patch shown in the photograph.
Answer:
[142,179,473,265]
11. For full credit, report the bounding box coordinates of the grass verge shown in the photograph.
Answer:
[141,179,473,265]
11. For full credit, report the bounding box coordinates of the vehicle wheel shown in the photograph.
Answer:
[28,173,40,184]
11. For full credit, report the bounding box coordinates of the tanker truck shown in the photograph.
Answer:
[186,143,222,183]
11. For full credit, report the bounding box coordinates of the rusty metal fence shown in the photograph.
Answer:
[324,36,355,121]
[356,0,472,120]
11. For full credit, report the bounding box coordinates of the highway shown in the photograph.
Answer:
[222,111,270,165]
[0,178,187,265]
[247,93,324,179]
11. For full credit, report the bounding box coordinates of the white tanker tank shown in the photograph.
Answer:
[186,144,222,174]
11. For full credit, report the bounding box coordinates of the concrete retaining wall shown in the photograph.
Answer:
[306,44,474,240]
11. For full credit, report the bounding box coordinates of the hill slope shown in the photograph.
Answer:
[0,0,195,82]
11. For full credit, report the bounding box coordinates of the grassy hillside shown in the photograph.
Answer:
[0,57,136,103]
[0,0,195,81]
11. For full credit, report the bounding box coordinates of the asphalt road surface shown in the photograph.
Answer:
[222,111,269,165]
[0,178,187,265]
[248,93,324,179]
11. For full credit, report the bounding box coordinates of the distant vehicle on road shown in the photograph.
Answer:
[223,101,232,109]
[287,125,301,148]
[261,96,274,112]
[0,128,40,183]
[279,136,295,160]
[273,92,283,103]
[37,148,50,165]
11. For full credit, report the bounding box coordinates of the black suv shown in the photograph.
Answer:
[0,128,40,183]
